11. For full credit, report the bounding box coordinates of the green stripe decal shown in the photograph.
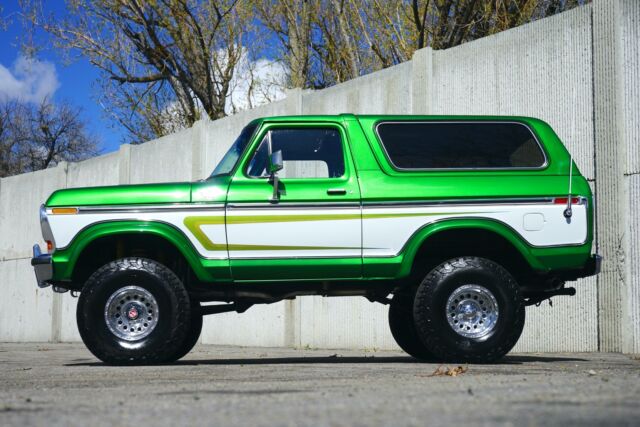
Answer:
[183,211,497,251]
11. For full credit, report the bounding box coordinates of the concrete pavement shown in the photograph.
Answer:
[0,343,639,426]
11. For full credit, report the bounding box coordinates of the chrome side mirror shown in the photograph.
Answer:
[269,150,283,174]
[269,149,283,203]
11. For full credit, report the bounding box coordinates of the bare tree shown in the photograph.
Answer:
[0,99,98,177]
[24,0,259,142]
[0,101,24,176]
[253,0,313,88]
[18,0,590,144]
[259,0,591,89]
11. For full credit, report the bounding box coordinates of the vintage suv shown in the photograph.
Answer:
[31,115,601,364]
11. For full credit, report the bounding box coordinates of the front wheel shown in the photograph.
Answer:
[165,300,203,362]
[77,258,192,365]
[413,257,525,363]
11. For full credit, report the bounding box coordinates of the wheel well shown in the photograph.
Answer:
[72,234,196,288]
[409,228,534,286]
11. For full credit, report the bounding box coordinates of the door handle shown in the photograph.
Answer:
[327,188,347,196]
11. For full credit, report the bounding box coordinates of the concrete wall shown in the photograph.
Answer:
[1,0,638,354]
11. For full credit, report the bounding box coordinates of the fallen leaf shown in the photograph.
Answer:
[418,365,469,377]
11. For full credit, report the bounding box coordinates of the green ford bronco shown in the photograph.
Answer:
[32,115,601,364]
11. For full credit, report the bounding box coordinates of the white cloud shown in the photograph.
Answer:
[225,52,288,114]
[0,55,60,103]
[146,51,289,136]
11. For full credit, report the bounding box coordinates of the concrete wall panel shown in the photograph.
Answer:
[298,297,397,350]
[0,1,637,356]
[0,165,67,260]
[201,302,288,348]
[0,259,55,342]
[431,6,594,180]
[129,128,195,184]
[58,296,80,342]
[621,0,640,354]
[593,0,625,352]
[302,63,413,115]
[514,277,599,352]
[66,153,120,188]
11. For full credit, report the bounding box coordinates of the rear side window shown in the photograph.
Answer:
[376,122,546,170]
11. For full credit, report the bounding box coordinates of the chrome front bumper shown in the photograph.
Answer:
[31,244,53,288]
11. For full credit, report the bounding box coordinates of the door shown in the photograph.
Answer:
[226,122,362,281]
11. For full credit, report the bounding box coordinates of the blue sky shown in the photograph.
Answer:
[1,2,286,155]
[1,1,127,154]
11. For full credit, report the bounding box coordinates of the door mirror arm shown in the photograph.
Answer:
[269,150,283,203]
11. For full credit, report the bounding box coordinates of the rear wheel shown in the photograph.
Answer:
[77,258,191,365]
[388,295,434,360]
[413,256,525,363]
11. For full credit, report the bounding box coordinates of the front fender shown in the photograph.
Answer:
[51,220,217,282]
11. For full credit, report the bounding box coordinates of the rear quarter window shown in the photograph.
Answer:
[375,122,546,170]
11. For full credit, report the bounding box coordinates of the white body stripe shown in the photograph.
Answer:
[47,210,227,259]
[362,203,587,257]
[46,201,588,260]
[226,206,361,259]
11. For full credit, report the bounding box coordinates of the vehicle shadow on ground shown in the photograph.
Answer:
[65,354,587,367]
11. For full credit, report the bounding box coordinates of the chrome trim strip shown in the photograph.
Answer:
[64,203,225,214]
[229,255,362,260]
[227,202,361,209]
[373,120,550,171]
[362,197,559,208]
[51,196,586,214]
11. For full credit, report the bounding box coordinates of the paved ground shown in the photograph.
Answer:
[0,344,639,427]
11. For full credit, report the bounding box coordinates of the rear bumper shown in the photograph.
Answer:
[558,254,602,281]
[31,244,53,288]
[583,254,603,277]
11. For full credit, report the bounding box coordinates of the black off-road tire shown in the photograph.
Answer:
[413,257,525,363]
[166,300,203,362]
[388,296,434,360]
[77,257,191,365]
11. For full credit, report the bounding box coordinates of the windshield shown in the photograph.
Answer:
[209,123,258,178]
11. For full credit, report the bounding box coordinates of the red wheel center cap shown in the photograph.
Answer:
[127,307,139,320]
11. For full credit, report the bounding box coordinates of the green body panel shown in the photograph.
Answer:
[224,120,364,279]
[51,221,230,283]
[230,258,363,281]
[362,218,592,279]
[45,114,594,285]
[47,182,193,207]
[190,176,231,203]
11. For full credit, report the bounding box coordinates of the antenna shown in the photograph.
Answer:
[564,86,577,219]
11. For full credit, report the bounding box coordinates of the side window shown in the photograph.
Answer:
[376,122,546,169]
[247,128,345,178]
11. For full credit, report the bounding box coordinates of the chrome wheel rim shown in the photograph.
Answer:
[446,284,499,339]
[104,286,159,341]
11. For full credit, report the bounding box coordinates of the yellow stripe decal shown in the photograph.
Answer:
[183,211,496,251]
